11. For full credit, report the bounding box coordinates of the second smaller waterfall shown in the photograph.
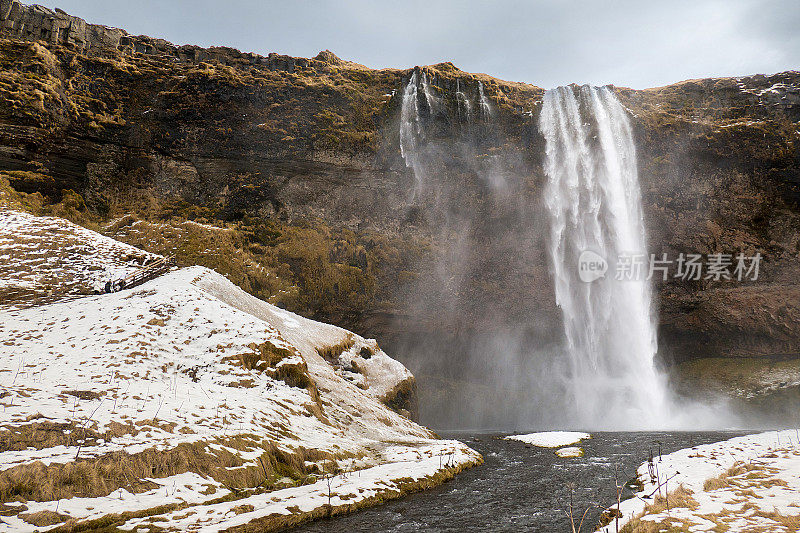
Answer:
[456,79,472,121]
[399,71,424,194]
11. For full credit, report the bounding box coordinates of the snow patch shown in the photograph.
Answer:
[505,431,591,447]
[599,430,800,533]
[555,446,583,458]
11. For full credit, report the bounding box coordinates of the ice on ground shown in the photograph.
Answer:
[191,267,414,406]
[505,431,591,447]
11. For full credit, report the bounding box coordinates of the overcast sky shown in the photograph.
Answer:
[33,0,800,89]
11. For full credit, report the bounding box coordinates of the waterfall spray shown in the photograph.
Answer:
[539,85,667,428]
[396,69,554,430]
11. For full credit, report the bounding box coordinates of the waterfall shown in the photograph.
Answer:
[396,74,712,429]
[420,71,440,116]
[539,85,666,428]
[399,72,424,193]
[456,79,472,121]
[478,81,492,120]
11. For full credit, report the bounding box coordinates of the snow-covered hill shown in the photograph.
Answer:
[0,210,159,306]
[0,209,480,531]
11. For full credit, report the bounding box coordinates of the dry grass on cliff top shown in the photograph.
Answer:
[0,34,545,152]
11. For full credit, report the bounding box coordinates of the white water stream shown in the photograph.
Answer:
[540,85,667,427]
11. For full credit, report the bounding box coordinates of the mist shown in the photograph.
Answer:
[387,70,785,432]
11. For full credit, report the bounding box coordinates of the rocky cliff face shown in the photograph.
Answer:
[1,2,799,416]
[617,76,800,362]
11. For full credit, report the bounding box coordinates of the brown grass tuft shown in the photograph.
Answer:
[315,334,356,361]
[20,510,70,526]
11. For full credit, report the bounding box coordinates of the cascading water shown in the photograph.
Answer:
[455,79,472,121]
[420,71,440,115]
[478,81,492,120]
[539,85,667,428]
[399,71,424,193]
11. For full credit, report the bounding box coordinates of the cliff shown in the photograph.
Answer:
[1,1,799,420]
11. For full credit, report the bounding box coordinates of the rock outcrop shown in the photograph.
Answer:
[0,0,366,70]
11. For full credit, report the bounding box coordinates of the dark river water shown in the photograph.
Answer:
[296,431,749,532]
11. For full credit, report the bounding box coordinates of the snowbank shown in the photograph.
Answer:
[599,430,800,532]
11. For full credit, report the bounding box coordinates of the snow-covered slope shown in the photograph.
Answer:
[0,210,159,306]
[191,269,417,412]
[0,210,480,532]
[599,430,800,532]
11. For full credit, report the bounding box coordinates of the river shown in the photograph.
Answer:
[296,431,749,532]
